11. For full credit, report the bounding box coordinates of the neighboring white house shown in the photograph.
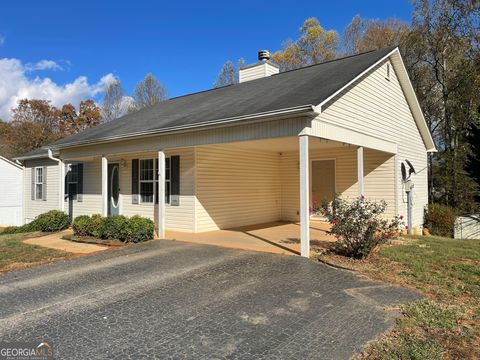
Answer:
[0,156,24,226]
[15,47,436,256]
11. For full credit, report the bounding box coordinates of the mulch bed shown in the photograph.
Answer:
[62,234,126,247]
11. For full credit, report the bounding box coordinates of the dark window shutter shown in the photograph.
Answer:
[77,163,84,202]
[42,166,47,201]
[132,159,139,204]
[155,158,159,204]
[31,168,35,200]
[171,155,180,206]
[64,164,69,199]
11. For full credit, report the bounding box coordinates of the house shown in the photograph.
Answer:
[0,156,24,226]
[14,47,436,256]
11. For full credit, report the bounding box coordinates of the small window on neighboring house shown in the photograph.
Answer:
[35,167,43,200]
[386,63,391,80]
[67,164,79,200]
[139,158,171,204]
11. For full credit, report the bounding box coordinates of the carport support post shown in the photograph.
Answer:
[299,135,310,257]
[157,150,166,239]
[357,146,364,197]
[102,155,108,217]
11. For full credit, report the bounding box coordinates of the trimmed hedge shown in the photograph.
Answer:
[1,210,70,235]
[72,214,154,243]
[424,204,457,238]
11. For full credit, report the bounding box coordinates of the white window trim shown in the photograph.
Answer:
[138,157,171,205]
[34,166,44,201]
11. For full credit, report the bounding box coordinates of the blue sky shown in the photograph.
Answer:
[0,0,412,119]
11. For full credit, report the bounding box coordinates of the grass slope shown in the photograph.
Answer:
[0,232,72,272]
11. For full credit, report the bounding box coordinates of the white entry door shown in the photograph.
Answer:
[311,160,335,205]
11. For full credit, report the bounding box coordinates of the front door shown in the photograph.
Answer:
[108,163,120,216]
[311,160,335,205]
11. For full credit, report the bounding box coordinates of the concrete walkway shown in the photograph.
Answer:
[23,230,108,254]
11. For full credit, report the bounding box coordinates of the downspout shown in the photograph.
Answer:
[47,148,65,212]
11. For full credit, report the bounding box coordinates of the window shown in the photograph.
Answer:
[66,164,79,200]
[35,167,43,200]
[139,158,171,204]
[386,63,391,80]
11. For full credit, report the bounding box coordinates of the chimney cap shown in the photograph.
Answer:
[258,50,271,61]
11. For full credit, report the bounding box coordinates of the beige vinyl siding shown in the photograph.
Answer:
[195,145,281,231]
[64,159,102,217]
[119,148,195,232]
[280,147,395,221]
[23,159,59,222]
[315,60,428,227]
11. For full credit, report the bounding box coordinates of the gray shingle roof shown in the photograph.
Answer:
[49,47,395,149]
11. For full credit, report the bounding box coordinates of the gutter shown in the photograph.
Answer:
[47,148,61,163]
[48,104,318,150]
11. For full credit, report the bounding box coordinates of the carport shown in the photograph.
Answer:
[166,220,336,255]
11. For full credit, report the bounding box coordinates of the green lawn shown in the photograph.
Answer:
[320,236,480,360]
[362,236,480,360]
[0,232,72,272]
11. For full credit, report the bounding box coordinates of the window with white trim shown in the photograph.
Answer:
[35,167,43,200]
[67,164,79,200]
[139,158,171,204]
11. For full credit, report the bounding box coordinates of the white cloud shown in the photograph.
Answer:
[25,60,63,72]
[0,58,115,120]
[0,35,5,46]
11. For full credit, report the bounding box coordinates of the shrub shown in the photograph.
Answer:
[318,196,399,259]
[34,210,71,232]
[127,215,154,243]
[99,215,130,240]
[90,214,103,238]
[424,204,456,237]
[1,210,70,235]
[71,214,154,243]
[72,215,92,236]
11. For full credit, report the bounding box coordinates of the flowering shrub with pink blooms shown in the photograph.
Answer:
[315,196,401,259]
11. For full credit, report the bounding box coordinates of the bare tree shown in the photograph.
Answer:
[101,79,127,122]
[214,61,236,87]
[213,59,246,88]
[130,73,168,112]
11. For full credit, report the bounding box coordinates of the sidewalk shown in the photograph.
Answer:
[23,230,108,254]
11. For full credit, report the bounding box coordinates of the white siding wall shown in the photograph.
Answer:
[195,145,282,231]
[23,159,59,222]
[280,147,395,221]
[0,159,23,226]
[315,59,428,227]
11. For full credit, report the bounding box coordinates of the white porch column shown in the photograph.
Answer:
[157,150,166,238]
[59,160,65,212]
[102,155,108,216]
[299,135,310,257]
[357,146,364,197]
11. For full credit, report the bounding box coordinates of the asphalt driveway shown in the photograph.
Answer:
[0,240,420,359]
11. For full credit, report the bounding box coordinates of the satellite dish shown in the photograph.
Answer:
[405,159,416,177]
[401,163,407,182]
